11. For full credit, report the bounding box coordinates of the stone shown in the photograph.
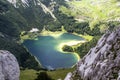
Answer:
[0,50,20,80]
[65,28,120,80]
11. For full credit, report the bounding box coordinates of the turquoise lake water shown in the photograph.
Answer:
[23,33,84,70]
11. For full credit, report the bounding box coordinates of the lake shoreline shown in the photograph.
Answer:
[21,29,90,70]
[40,30,85,62]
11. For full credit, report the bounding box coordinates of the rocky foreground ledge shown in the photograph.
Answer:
[0,50,20,80]
[65,28,120,80]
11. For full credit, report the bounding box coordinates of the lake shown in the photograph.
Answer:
[23,33,84,70]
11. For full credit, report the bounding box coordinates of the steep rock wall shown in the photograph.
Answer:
[65,28,120,80]
[0,50,20,80]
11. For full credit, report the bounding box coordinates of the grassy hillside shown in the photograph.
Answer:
[20,67,75,80]
[20,69,38,80]
[59,0,120,29]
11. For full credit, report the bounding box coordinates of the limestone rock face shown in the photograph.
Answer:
[65,28,120,80]
[78,28,120,80]
[0,50,20,80]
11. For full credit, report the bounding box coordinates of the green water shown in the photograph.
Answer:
[23,33,84,70]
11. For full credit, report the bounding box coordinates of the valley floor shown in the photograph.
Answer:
[20,67,76,80]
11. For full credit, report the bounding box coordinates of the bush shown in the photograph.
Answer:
[35,72,53,80]
[62,45,74,52]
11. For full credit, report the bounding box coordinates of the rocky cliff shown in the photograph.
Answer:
[65,28,120,80]
[0,50,20,80]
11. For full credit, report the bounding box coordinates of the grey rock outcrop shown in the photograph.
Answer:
[65,28,120,80]
[0,50,20,80]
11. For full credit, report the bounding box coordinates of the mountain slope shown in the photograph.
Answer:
[0,0,56,37]
[0,0,55,69]
[65,27,120,80]
[59,0,120,29]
